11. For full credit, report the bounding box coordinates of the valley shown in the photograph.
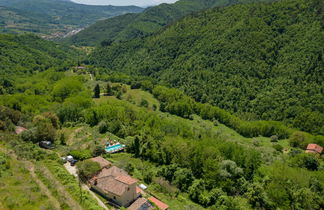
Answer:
[0,0,143,38]
[0,0,323,209]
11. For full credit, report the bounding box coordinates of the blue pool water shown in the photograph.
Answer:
[105,144,125,153]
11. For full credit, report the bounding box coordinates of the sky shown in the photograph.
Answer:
[71,0,178,7]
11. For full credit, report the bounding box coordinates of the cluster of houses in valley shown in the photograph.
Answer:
[86,156,168,210]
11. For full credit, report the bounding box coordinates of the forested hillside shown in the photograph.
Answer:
[0,30,323,209]
[0,34,81,94]
[66,0,271,46]
[0,0,143,37]
[89,0,324,135]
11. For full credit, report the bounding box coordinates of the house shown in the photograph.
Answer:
[90,166,140,207]
[306,144,323,154]
[148,197,169,210]
[128,198,153,210]
[15,126,27,135]
[91,156,111,169]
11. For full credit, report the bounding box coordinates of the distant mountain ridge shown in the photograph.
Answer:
[65,0,271,46]
[0,0,143,37]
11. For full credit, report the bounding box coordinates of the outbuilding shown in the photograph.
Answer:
[306,144,323,155]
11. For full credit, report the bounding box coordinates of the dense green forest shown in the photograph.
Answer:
[0,34,82,94]
[0,31,323,209]
[0,66,323,209]
[0,0,143,36]
[65,0,271,46]
[89,0,324,135]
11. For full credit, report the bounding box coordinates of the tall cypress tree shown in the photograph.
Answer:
[94,84,100,98]
[106,82,113,96]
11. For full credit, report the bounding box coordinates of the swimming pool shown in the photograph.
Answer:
[105,144,125,153]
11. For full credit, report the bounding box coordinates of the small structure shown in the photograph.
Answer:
[139,184,147,190]
[39,141,54,149]
[91,156,111,169]
[15,126,27,135]
[90,166,140,207]
[128,198,153,210]
[306,144,323,154]
[148,197,169,210]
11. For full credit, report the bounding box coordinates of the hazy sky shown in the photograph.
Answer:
[71,0,178,7]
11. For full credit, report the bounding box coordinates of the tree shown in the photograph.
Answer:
[289,131,308,148]
[92,146,105,157]
[22,115,57,143]
[270,135,278,142]
[52,78,82,102]
[173,168,194,191]
[133,136,141,158]
[245,183,273,209]
[43,112,60,129]
[290,153,320,171]
[70,150,92,160]
[98,121,108,133]
[140,99,149,108]
[94,84,100,98]
[58,132,66,145]
[106,82,113,96]
[272,144,283,152]
[189,179,205,202]
[77,160,101,180]
[125,163,135,175]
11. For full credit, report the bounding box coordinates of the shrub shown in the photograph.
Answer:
[140,99,149,108]
[270,135,279,142]
[92,146,105,157]
[253,139,261,147]
[42,112,60,129]
[289,153,320,171]
[272,144,283,152]
[98,121,108,133]
[77,160,101,180]
[289,132,308,148]
[70,150,92,160]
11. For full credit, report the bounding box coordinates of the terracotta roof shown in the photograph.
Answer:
[91,156,111,169]
[91,166,137,196]
[96,166,128,179]
[136,186,144,195]
[15,126,27,134]
[96,176,129,196]
[306,144,323,154]
[148,197,169,210]
[128,198,153,210]
[115,175,137,185]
